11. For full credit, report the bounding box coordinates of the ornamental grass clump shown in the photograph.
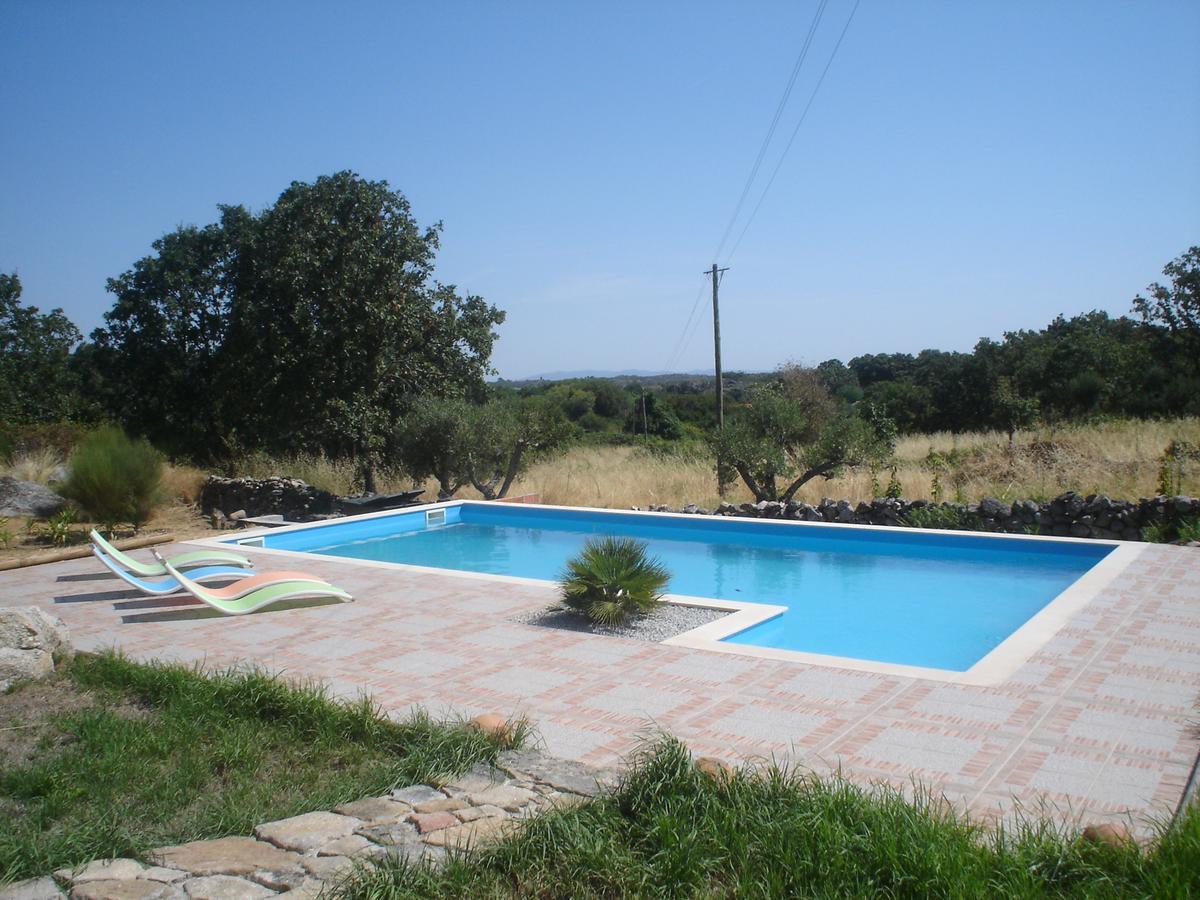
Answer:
[60,426,164,533]
[559,536,670,626]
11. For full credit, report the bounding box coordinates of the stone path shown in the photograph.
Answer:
[0,750,615,900]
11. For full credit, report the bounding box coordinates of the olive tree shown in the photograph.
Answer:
[394,396,572,500]
[711,366,895,503]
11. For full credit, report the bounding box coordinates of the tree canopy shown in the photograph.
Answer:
[90,173,504,473]
[0,272,82,425]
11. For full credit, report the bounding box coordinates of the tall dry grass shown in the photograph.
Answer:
[1,448,64,485]
[230,452,413,497]
[506,418,1200,510]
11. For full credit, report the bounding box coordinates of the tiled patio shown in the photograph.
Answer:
[2,538,1198,837]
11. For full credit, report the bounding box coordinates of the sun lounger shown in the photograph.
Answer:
[90,530,254,578]
[92,547,318,598]
[154,551,352,616]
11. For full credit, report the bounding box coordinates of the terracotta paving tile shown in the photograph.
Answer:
[2,538,1197,839]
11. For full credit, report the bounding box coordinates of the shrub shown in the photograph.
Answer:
[559,536,670,626]
[60,426,164,532]
[901,505,987,532]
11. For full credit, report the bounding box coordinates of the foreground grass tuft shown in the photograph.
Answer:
[341,737,1200,899]
[0,652,518,883]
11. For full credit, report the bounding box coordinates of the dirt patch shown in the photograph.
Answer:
[0,671,145,771]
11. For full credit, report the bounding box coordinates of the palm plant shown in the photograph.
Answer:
[559,536,671,626]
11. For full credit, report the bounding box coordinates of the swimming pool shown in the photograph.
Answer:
[225,501,1135,680]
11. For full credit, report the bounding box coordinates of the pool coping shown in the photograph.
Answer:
[194,499,1145,687]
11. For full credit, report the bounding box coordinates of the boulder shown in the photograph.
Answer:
[0,607,72,691]
[0,476,68,518]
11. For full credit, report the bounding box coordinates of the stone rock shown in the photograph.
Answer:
[199,476,337,521]
[0,606,72,691]
[332,796,411,823]
[0,876,65,900]
[151,837,303,878]
[1081,822,1133,848]
[54,860,145,885]
[412,796,467,814]
[0,476,67,518]
[254,811,362,853]
[317,834,376,857]
[70,881,183,900]
[470,713,513,746]
[274,879,328,899]
[389,785,445,805]
[136,871,186,886]
[178,875,274,900]
[495,749,616,797]
[540,792,589,811]
[422,817,514,849]
[978,497,1011,519]
[466,784,538,811]
[246,865,309,892]
[302,855,358,879]
[695,756,735,784]
[408,811,459,834]
[355,822,420,847]
[441,763,504,796]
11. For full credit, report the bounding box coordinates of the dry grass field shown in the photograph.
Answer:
[506,418,1200,510]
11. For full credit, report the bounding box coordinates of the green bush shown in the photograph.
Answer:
[60,427,164,532]
[560,536,671,626]
[901,505,987,532]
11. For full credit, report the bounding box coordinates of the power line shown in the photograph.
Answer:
[725,0,862,263]
[709,0,830,263]
[663,278,709,372]
[664,1,832,371]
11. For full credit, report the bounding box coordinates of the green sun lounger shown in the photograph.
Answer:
[90,530,254,578]
[155,551,352,616]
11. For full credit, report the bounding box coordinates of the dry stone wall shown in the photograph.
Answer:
[644,491,1200,542]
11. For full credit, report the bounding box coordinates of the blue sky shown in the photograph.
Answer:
[2,1,1197,379]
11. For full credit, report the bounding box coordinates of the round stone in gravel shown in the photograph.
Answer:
[511,604,727,642]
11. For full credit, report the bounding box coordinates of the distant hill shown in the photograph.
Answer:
[496,368,709,382]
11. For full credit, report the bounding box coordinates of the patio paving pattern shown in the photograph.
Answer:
[2,539,1198,838]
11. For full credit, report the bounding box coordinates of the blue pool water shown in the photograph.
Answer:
[252,503,1112,671]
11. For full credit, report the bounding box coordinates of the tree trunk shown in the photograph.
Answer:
[780,462,840,503]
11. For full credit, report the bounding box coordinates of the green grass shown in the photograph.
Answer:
[340,737,1200,899]
[0,652,524,883]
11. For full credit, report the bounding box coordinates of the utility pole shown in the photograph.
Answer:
[707,264,729,428]
[706,263,730,496]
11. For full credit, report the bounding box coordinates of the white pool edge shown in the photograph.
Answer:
[187,499,1143,686]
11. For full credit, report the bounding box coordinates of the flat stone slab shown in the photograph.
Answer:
[70,881,183,900]
[0,877,65,900]
[412,796,467,814]
[466,784,538,810]
[137,870,186,886]
[389,785,445,805]
[355,822,420,847]
[178,875,274,899]
[275,879,326,899]
[332,797,410,823]
[316,834,376,858]
[408,811,458,834]
[254,811,362,853]
[422,816,514,849]
[54,859,145,885]
[301,856,357,880]
[495,749,616,797]
[151,837,303,878]
[441,763,506,795]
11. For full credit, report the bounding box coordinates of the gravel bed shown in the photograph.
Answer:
[511,603,729,642]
